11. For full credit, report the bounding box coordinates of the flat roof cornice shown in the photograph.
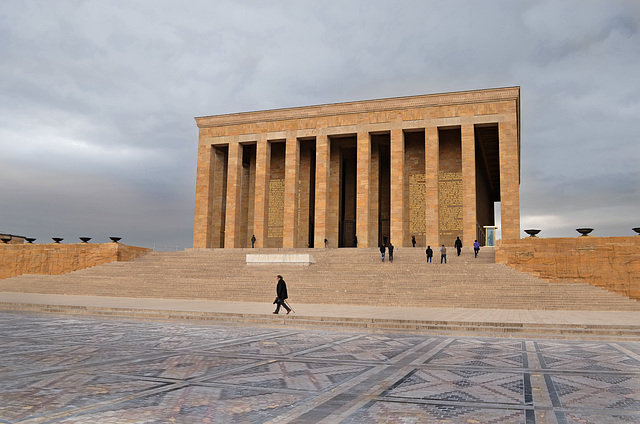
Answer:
[195,86,520,128]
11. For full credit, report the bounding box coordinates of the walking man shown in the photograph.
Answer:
[388,242,394,263]
[455,236,462,256]
[426,245,433,263]
[440,245,447,264]
[273,275,291,315]
[473,239,480,258]
[251,234,256,248]
[411,235,416,247]
[380,244,386,262]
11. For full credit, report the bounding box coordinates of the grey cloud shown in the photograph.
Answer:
[1,0,639,248]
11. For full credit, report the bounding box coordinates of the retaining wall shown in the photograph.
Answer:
[496,236,640,300]
[0,243,151,279]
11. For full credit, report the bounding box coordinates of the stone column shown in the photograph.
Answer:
[390,128,405,246]
[461,124,477,246]
[210,148,227,248]
[282,136,299,247]
[356,131,371,247]
[253,136,270,248]
[425,127,439,246]
[327,140,341,247]
[314,134,329,247]
[224,140,243,248]
[193,142,213,248]
[499,120,521,241]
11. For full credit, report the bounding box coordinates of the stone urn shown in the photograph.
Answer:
[524,229,541,237]
[25,238,36,244]
[109,237,122,243]
[52,237,64,243]
[79,237,92,243]
[633,227,640,235]
[576,228,593,237]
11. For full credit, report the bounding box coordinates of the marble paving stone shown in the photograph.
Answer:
[300,333,429,362]
[211,360,373,392]
[210,331,349,357]
[344,400,532,424]
[548,374,640,410]
[1,311,639,423]
[383,368,528,405]
[55,386,310,424]
[0,372,166,422]
[92,354,259,380]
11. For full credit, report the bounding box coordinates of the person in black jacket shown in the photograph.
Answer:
[455,236,462,256]
[426,245,433,263]
[273,275,291,314]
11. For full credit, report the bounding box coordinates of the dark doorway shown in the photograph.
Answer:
[339,147,357,247]
[376,136,391,246]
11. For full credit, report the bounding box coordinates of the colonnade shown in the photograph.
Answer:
[194,87,521,249]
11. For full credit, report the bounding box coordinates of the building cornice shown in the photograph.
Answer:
[195,86,520,128]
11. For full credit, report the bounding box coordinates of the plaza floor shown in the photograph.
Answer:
[1,310,639,424]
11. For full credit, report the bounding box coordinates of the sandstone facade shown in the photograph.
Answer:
[194,87,521,249]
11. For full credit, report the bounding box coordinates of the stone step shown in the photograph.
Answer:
[2,302,638,341]
[1,248,637,311]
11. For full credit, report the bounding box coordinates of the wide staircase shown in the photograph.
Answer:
[1,247,638,311]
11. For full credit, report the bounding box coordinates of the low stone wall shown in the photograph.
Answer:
[0,243,151,280]
[496,236,640,300]
[246,254,316,265]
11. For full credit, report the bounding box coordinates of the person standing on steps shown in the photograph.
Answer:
[426,245,433,263]
[324,238,328,248]
[388,242,394,263]
[455,236,462,256]
[273,275,291,315]
[473,239,480,258]
[440,245,447,264]
[380,243,386,262]
[251,234,256,248]
[411,235,416,247]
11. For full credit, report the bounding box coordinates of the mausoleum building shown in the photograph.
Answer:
[193,87,520,249]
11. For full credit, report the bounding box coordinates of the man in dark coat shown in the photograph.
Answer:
[388,242,394,263]
[380,244,386,262]
[455,236,462,256]
[426,245,433,263]
[273,275,291,314]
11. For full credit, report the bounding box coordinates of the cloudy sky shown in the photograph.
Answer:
[1,0,639,249]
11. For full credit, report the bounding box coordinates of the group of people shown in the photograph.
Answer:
[272,236,482,314]
[425,236,481,263]
[379,235,480,263]
[379,234,394,262]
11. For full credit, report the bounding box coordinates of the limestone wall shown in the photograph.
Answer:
[496,236,640,300]
[0,243,151,280]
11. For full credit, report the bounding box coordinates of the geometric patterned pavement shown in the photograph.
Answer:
[1,312,638,423]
